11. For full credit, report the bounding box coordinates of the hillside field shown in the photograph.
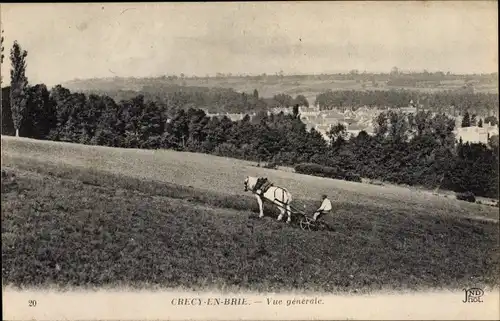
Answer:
[2,136,499,293]
[63,76,500,101]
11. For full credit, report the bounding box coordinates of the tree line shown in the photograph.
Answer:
[1,40,498,199]
[315,89,499,117]
[83,85,499,118]
[66,70,498,87]
[2,82,498,198]
[79,87,309,115]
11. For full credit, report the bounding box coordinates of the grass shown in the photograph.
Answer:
[1,137,499,293]
[2,136,498,221]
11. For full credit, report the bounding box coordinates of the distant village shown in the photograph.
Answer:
[204,101,499,145]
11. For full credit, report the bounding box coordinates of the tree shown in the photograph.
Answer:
[253,89,259,99]
[1,29,4,63]
[461,111,470,128]
[23,84,56,139]
[138,101,164,148]
[1,29,4,84]
[484,116,498,126]
[328,123,347,147]
[1,86,15,135]
[273,93,294,108]
[478,118,483,128]
[294,94,309,107]
[387,111,409,143]
[292,104,300,119]
[9,41,29,137]
[489,134,499,148]
[373,112,388,137]
[90,96,121,147]
[470,114,477,127]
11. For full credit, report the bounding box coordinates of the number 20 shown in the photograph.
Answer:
[28,300,37,307]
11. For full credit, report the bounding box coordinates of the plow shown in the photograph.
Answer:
[244,175,333,232]
[275,200,333,232]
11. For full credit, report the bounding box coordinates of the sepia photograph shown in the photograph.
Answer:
[1,2,499,320]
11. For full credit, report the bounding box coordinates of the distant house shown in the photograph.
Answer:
[301,114,322,124]
[344,110,356,119]
[455,125,499,144]
[346,123,365,131]
[399,107,417,114]
[300,111,321,118]
[364,126,375,134]
[270,107,293,115]
[315,124,333,132]
[356,106,371,114]
[227,113,245,121]
[323,117,342,125]
[299,106,320,113]
[343,117,356,125]
[206,112,246,122]
[322,110,344,118]
[312,115,323,122]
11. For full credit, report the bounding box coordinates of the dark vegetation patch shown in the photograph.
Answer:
[295,163,362,183]
[456,191,476,203]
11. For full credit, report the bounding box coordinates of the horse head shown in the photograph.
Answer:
[244,176,256,192]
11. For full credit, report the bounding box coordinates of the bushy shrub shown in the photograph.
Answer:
[456,191,476,203]
[344,172,362,183]
[295,163,361,183]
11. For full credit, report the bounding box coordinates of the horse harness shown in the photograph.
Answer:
[254,177,289,205]
[253,177,273,194]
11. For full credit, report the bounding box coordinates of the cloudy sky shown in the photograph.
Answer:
[0,2,497,86]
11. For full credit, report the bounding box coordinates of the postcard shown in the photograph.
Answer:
[1,2,498,320]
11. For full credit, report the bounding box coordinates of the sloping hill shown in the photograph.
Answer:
[1,136,499,293]
[2,136,498,221]
[62,75,500,97]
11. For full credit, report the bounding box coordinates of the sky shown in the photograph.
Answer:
[0,2,498,86]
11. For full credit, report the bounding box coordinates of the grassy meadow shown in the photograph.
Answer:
[64,75,500,100]
[1,136,499,293]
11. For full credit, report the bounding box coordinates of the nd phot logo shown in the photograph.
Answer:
[462,287,484,303]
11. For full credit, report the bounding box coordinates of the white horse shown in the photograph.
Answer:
[244,176,293,223]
